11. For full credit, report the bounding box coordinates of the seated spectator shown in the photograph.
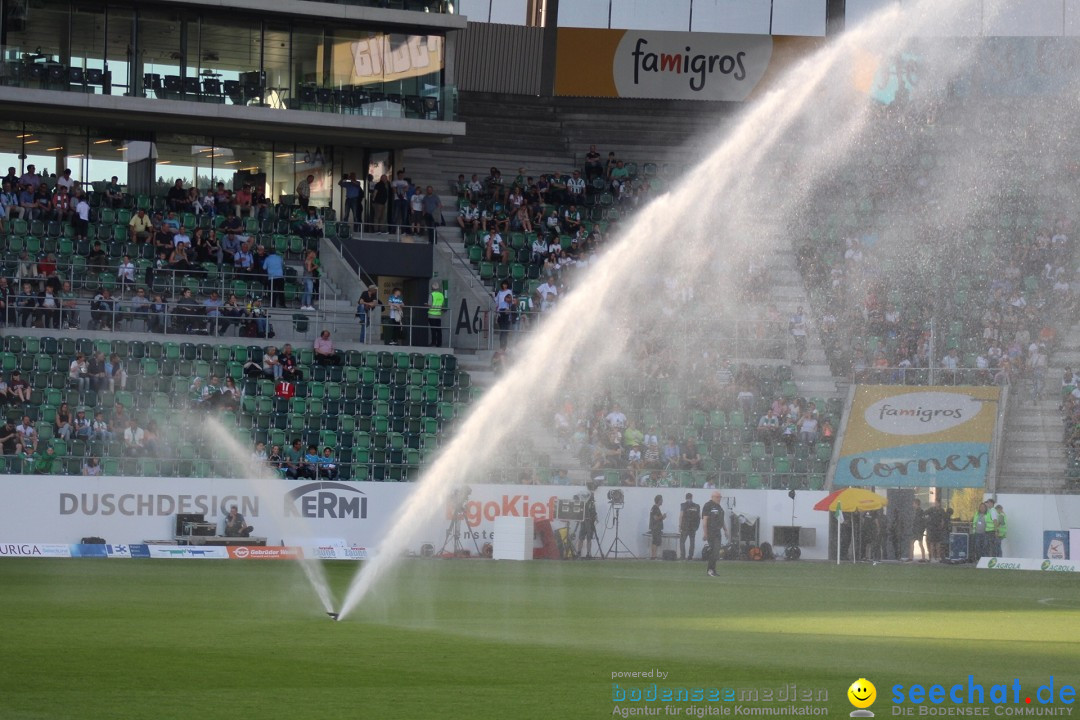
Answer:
[15,414,36,451]
[279,344,302,381]
[122,419,145,455]
[313,330,340,366]
[203,291,223,335]
[90,288,115,331]
[103,175,124,209]
[683,442,702,470]
[127,287,150,328]
[148,293,167,333]
[0,418,16,454]
[32,445,57,474]
[116,254,136,289]
[798,411,819,444]
[266,444,285,476]
[757,409,779,444]
[213,183,233,216]
[485,227,505,262]
[218,377,241,411]
[82,456,102,476]
[128,208,152,243]
[166,179,188,212]
[567,170,586,204]
[69,352,90,397]
[90,411,113,442]
[458,200,480,236]
[189,377,210,408]
[511,204,533,233]
[72,409,91,440]
[262,346,283,379]
[661,437,681,469]
[296,208,324,239]
[232,241,254,274]
[7,371,27,404]
[16,281,38,327]
[466,173,484,201]
[283,438,313,479]
[173,288,204,334]
[531,234,548,264]
[54,402,73,441]
[315,444,336,479]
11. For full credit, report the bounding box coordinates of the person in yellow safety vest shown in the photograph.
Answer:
[427,281,446,348]
[994,504,1007,557]
[971,501,996,561]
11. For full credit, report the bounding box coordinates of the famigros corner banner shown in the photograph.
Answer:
[833,386,1002,488]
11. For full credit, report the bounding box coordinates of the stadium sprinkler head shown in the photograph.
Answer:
[327,612,339,621]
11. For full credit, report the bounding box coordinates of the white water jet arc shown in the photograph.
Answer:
[199,417,337,615]
[335,0,1002,621]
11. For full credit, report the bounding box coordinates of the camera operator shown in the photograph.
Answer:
[702,491,725,578]
[576,481,600,558]
[223,505,253,538]
[649,495,666,559]
[678,492,701,560]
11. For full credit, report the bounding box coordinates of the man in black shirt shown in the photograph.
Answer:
[702,491,725,577]
[678,492,701,560]
[649,495,666,559]
[0,419,17,455]
[223,505,253,538]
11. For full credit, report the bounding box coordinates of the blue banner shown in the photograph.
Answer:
[68,543,108,558]
[1043,531,1070,560]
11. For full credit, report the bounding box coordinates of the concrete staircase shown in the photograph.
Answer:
[997,323,1079,494]
[402,91,738,192]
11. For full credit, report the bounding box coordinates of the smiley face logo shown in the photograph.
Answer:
[848,678,877,709]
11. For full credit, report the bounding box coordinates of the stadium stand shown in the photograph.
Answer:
[0,332,472,480]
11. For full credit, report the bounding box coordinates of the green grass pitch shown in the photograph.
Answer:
[0,559,1077,720]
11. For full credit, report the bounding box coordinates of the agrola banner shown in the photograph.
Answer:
[832,386,1002,488]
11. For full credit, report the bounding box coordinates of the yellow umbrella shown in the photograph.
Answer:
[814,487,888,513]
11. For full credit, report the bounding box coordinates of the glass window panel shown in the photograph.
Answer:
[196,17,262,105]
[263,25,292,109]
[87,132,134,191]
[138,9,184,97]
[69,4,106,91]
[6,1,70,60]
[105,7,134,96]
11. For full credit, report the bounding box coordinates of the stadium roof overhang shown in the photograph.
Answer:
[0,87,465,148]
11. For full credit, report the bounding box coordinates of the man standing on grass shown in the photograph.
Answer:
[678,492,700,561]
[702,491,724,577]
[649,495,666,560]
[993,504,1007,557]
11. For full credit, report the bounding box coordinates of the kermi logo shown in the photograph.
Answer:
[284,482,367,520]
[864,392,984,436]
[611,31,772,102]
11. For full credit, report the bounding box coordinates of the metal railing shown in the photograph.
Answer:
[0,46,458,122]
[5,293,477,349]
[849,365,1001,386]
